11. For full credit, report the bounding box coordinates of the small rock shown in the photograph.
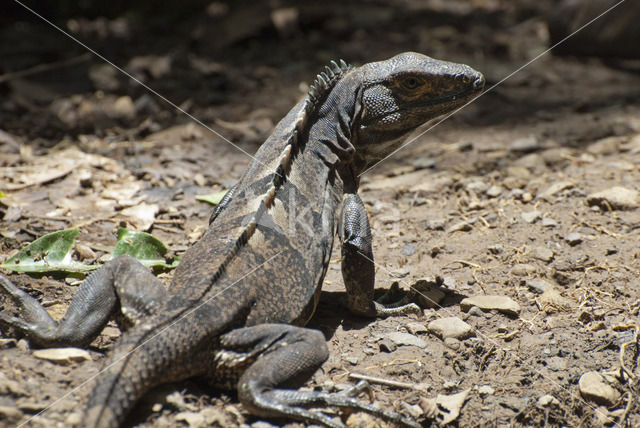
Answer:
[17,339,29,351]
[526,279,554,294]
[522,192,533,202]
[378,338,397,353]
[405,322,428,335]
[537,394,559,407]
[521,210,541,224]
[428,317,475,340]
[65,411,83,426]
[467,306,485,317]
[75,243,96,261]
[539,181,574,200]
[531,247,554,263]
[402,244,415,256]
[152,403,163,412]
[478,385,495,396]
[32,347,91,365]
[345,356,359,365]
[541,217,558,227]
[466,181,489,194]
[487,244,504,255]
[382,332,427,348]
[578,371,620,406]
[166,391,187,410]
[0,338,17,349]
[510,136,541,153]
[565,232,583,246]
[0,405,23,423]
[511,263,536,276]
[587,136,622,155]
[412,157,436,170]
[443,337,461,350]
[587,186,639,210]
[447,220,473,233]
[424,218,446,230]
[389,267,409,278]
[486,185,503,198]
[460,295,521,316]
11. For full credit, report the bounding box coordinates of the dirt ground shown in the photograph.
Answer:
[1,1,640,427]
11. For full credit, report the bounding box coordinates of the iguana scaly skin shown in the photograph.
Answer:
[0,52,484,428]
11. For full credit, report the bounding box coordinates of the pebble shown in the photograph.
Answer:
[537,394,559,407]
[443,337,461,350]
[427,317,475,340]
[412,157,436,170]
[521,210,541,224]
[467,306,485,317]
[447,220,473,233]
[424,218,446,230]
[0,405,23,423]
[538,288,572,313]
[565,232,583,246]
[382,332,427,348]
[460,295,521,316]
[17,339,29,352]
[526,279,555,294]
[531,247,554,263]
[587,186,639,210]
[486,185,503,198]
[541,217,558,227]
[65,411,83,426]
[511,263,536,276]
[539,180,574,200]
[32,347,91,365]
[478,385,495,396]
[175,411,205,428]
[405,322,428,335]
[510,136,541,153]
[578,371,620,406]
[487,244,504,254]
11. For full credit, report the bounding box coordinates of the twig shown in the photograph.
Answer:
[0,53,92,83]
[348,372,418,390]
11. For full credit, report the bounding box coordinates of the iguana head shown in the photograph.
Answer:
[353,52,484,168]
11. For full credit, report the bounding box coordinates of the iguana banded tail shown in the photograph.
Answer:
[0,52,484,428]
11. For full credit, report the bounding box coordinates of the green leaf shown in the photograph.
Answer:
[0,229,94,273]
[112,227,179,269]
[196,190,227,205]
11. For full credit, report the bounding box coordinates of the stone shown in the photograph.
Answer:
[539,180,575,200]
[526,279,554,294]
[405,322,428,335]
[382,332,427,348]
[460,295,521,316]
[541,217,558,227]
[521,210,541,224]
[565,232,583,246]
[175,411,205,428]
[486,185,503,198]
[511,263,536,276]
[531,247,554,263]
[587,186,639,210]
[578,371,620,406]
[478,385,495,396]
[510,136,541,153]
[32,347,91,365]
[0,405,23,423]
[447,220,473,233]
[428,317,475,340]
[537,394,559,407]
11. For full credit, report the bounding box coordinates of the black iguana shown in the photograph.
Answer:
[0,52,484,428]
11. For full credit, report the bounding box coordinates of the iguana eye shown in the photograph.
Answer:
[401,76,421,90]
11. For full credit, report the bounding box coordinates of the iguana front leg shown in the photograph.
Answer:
[0,255,166,348]
[339,193,419,317]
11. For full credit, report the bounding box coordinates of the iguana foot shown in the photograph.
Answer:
[220,324,422,428]
[0,256,166,348]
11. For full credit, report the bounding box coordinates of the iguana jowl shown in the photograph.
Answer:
[0,52,484,428]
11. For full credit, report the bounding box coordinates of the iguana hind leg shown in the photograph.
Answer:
[219,324,420,428]
[339,193,420,317]
[0,255,166,348]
